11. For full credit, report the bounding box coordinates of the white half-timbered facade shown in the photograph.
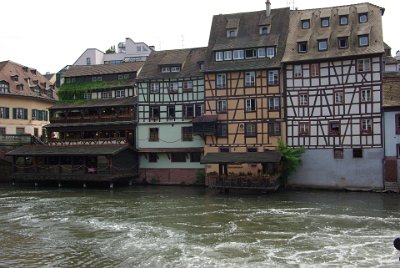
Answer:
[282,3,385,190]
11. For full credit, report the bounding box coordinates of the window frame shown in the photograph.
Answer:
[301,19,310,29]
[329,121,341,136]
[361,118,373,135]
[171,153,187,163]
[359,13,368,23]
[358,35,369,47]
[299,122,310,136]
[321,17,330,28]
[149,106,160,120]
[244,71,256,87]
[294,65,303,78]
[217,100,227,113]
[334,148,344,159]
[245,123,257,137]
[298,42,308,53]
[357,58,371,72]
[216,123,228,137]
[149,128,159,142]
[268,70,279,86]
[396,114,400,134]
[268,121,281,136]
[338,37,349,49]
[182,126,193,141]
[150,82,160,93]
[310,63,320,77]
[360,88,372,102]
[245,98,256,112]
[339,15,348,25]
[216,73,226,88]
[299,92,308,106]
[318,39,328,51]
[215,51,223,62]
[334,90,344,104]
[353,148,363,158]
[268,97,280,111]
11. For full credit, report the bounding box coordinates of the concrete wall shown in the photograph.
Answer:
[288,148,384,190]
[138,168,204,185]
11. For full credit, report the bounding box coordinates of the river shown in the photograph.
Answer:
[0,185,399,267]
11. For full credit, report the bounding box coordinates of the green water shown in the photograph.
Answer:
[0,185,399,267]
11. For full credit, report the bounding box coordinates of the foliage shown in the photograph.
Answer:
[106,45,116,54]
[277,139,305,186]
[195,171,205,185]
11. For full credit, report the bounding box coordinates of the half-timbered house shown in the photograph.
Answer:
[194,2,289,189]
[136,48,206,185]
[282,3,385,190]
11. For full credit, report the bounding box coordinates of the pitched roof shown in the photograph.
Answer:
[282,3,385,63]
[62,62,144,78]
[50,96,136,109]
[6,144,131,156]
[136,47,207,80]
[0,60,57,102]
[200,152,282,164]
[383,73,400,108]
[203,8,290,72]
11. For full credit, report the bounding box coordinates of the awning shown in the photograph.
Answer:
[200,152,282,164]
[6,144,131,156]
[138,147,203,153]
[192,115,218,123]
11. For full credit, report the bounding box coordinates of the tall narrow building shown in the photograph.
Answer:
[282,3,385,190]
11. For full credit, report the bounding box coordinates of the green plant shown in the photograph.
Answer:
[195,171,205,185]
[277,139,305,187]
[150,177,159,184]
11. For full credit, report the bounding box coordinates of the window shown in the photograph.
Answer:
[245,99,256,112]
[334,91,344,104]
[171,153,187,162]
[338,37,349,49]
[361,118,373,134]
[353,148,363,158]
[118,74,124,80]
[13,108,28,120]
[298,42,308,53]
[161,66,170,73]
[360,88,371,102]
[245,123,257,137]
[92,76,102,82]
[397,144,400,158]
[217,100,227,113]
[339,15,348,25]
[0,107,10,119]
[167,105,175,119]
[183,81,193,91]
[318,39,328,51]
[0,81,10,93]
[299,122,310,136]
[150,106,160,120]
[183,105,194,119]
[334,148,344,159]
[245,49,257,59]
[16,127,25,134]
[168,82,178,93]
[115,89,125,98]
[321,17,329,27]
[268,70,279,86]
[294,65,303,78]
[216,73,226,88]
[219,147,229,152]
[247,147,257,152]
[268,97,280,111]
[190,152,202,162]
[299,92,308,106]
[396,114,400,134]
[245,71,256,86]
[358,35,369,47]
[17,84,24,91]
[182,126,193,141]
[357,58,371,72]
[224,51,232,61]
[227,29,237,38]
[86,57,91,65]
[149,128,159,141]
[310,63,320,77]
[149,153,158,163]
[233,50,244,60]
[83,93,92,100]
[101,91,112,99]
[259,26,269,35]
[195,104,203,118]
[150,82,160,93]
[359,13,368,23]
[215,51,223,61]
[171,66,181,72]
[258,48,266,58]
[0,127,5,135]
[266,47,275,58]
[268,122,281,136]
[302,19,310,29]
[216,123,228,137]
[329,121,340,136]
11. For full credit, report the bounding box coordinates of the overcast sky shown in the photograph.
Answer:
[1,0,399,74]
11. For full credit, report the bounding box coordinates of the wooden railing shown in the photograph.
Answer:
[206,174,280,190]
[0,134,35,145]
[50,114,134,123]
[47,137,130,146]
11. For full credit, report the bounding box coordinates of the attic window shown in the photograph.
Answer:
[321,18,329,28]
[359,13,368,23]
[227,29,237,38]
[245,49,257,59]
[30,69,37,75]
[17,84,24,91]
[339,15,348,25]
[301,20,310,29]
[11,75,19,81]
[22,67,28,72]
[161,66,181,73]
[0,81,10,93]
[259,26,270,35]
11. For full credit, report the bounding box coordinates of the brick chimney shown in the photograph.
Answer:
[266,0,271,17]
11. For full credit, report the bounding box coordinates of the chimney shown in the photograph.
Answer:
[266,0,271,17]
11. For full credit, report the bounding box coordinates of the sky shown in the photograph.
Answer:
[1,0,399,74]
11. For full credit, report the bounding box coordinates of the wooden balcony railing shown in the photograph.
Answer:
[47,137,130,146]
[50,114,134,123]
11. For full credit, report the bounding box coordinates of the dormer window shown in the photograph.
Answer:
[17,84,24,91]
[259,26,270,35]
[215,51,223,62]
[30,69,37,75]
[339,15,348,25]
[298,42,308,53]
[301,19,310,29]
[338,37,349,49]
[161,66,181,73]
[170,66,181,72]
[266,47,275,58]
[161,66,170,73]
[245,49,257,59]
[0,81,10,93]
[321,17,329,27]
[227,29,237,38]
[358,35,369,47]
[318,39,328,51]
[224,51,232,60]
[11,75,19,81]
[359,13,368,23]
[92,76,102,82]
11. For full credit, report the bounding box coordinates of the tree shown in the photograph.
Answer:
[277,139,305,187]
[105,45,115,54]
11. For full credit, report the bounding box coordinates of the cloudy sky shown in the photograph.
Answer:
[1,0,398,74]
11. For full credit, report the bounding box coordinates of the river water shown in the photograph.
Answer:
[0,185,399,267]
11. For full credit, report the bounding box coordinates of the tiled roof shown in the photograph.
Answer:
[282,3,385,63]
[6,144,131,156]
[383,73,400,108]
[203,8,290,72]
[136,47,207,80]
[0,60,57,101]
[62,62,144,78]
[50,96,137,109]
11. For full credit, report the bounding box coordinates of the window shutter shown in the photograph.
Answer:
[13,108,16,119]
[23,109,28,120]
[45,111,48,121]
[38,110,43,120]
[5,108,9,119]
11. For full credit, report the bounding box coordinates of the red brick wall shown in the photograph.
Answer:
[138,168,204,185]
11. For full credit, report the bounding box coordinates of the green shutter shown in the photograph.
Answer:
[45,111,48,121]
[38,110,43,121]
[5,108,9,119]
[13,108,16,119]
[23,109,28,120]
[32,109,36,120]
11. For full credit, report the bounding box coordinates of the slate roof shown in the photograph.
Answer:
[282,3,385,63]
[49,96,136,110]
[203,7,290,72]
[383,73,400,109]
[6,144,131,156]
[136,47,207,81]
[0,60,57,102]
[62,62,144,78]
[200,152,282,164]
